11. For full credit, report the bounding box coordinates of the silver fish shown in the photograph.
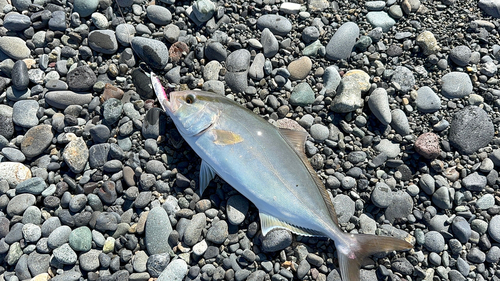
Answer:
[151,72,412,281]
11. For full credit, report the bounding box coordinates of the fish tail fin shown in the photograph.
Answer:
[335,233,413,281]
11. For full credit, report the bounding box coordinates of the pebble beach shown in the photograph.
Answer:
[1,0,500,280]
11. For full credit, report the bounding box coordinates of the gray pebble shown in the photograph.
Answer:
[366,11,396,32]
[310,124,329,141]
[157,259,188,281]
[331,194,355,223]
[441,72,473,99]
[206,220,228,244]
[326,22,359,60]
[261,229,292,252]
[424,231,445,252]
[227,195,249,225]
[12,100,39,128]
[256,14,292,36]
[53,243,78,265]
[391,66,415,93]
[368,88,391,125]
[452,216,471,243]
[131,37,169,69]
[462,172,487,192]
[147,5,172,25]
[261,28,279,58]
[371,182,393,208]
[488,215,500,242]
[449,45,471,66]
[416,86,440,113]
[449,106,493,154]
[16,177,46,195]
[47,225,72,249]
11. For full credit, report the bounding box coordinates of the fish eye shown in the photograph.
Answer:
[185,94,195,104]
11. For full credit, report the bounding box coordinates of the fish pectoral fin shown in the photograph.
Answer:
[259,212,323,237]
[213,129,244,145]
[199,160,217,196]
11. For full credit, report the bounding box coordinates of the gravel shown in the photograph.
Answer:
[1,1,500,280]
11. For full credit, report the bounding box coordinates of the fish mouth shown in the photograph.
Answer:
[150,71,178,113]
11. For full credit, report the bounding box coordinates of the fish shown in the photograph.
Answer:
[150,72,413,281]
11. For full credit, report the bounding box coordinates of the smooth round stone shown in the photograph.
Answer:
[432,186,452,209]
[391,109,411,136]
[331,194,355,223]
[2,147,25,162]
[163,24,180,43]
[449,106,494,154]
[366,11,396,32]
[206,220,228,244]
[12,100,39,128]
[462,172,487,192]
[371,182,393,208]
[368,88,391,125]
[450,45,471,66]
[256,14,292,36]
[21,124,53,158]
[290,82,315,106]
[6,193,36,216]
[16,177,46,195]
[45,91,92,109]
[63,137,89,173]
[424,231,445,252]
[467,247,486,263]
[325,22,359,60]
[441,72,473,99]
[489,215,500,242]
[261,28,279,58]
[102,98,123,125]
[69,194,87,213]
[88,143,110,168]
[203,60,222,81]
[375,139,400,158]
[416,86,440,113]
[205,41,227,62]
[288,57,312,80]
[391,66,415,93]
[227,195,249,225]
[91,12,109,29]
[88,30,118,54]
[73,0,99,17]
[116,24,136,46]
[11,60,29,91]
[90,124,111,143]
[157,259,188,281]
[226,49,251,72]
[310,124,329,141]
[183,213,206,246]
[48,10,66,31]
[302,26,320,43]
[147,5,172,25]
[366,1,386,10]
[145,207,173,255]
[487,246,500,263]
[22,223,42,243]
[69,226,92,252]
[0,162,31,187]
[322,66,341,94]
[261,229,293,252]
[131,37,169,69]
[0,36,30,60]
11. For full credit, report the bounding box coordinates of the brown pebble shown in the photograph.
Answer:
[101,83,124,102]
[288,56,312,80]
[169,41,189,63]
[415,132,440,159]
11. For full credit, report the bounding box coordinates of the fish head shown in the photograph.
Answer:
[151,72,220,136]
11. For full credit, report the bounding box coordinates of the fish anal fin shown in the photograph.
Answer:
[213,129,243,145]
[279,128,339,225]
[335,233,413,281]
[199,160,216,196]
[259,212,323,237]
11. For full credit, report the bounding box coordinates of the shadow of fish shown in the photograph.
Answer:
[151,72,412,281]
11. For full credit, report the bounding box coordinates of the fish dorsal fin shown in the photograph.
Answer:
[259,212,323,237]
[278,128,308,154]
[199,160,216,196]
[279,128,339,225]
